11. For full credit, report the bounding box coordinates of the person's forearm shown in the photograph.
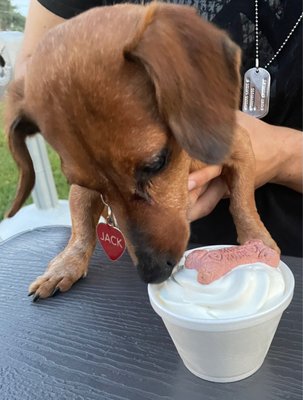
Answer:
[236,111,302,193]
[14,0,65,79]
[270,125,302,192]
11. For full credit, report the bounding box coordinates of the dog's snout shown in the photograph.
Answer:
[136,253,176,284]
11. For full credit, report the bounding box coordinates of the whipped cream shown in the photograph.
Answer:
[153,255,286,320]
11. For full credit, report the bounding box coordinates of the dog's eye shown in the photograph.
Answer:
[141,149,169,177]
[134,149,170,202]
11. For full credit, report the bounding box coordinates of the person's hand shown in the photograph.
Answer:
[188,165,226,222]
[188,111,302,222]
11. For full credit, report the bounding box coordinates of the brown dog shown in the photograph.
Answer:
[5,3,279,300]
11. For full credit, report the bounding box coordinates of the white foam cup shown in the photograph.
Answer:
[148,260,294,383]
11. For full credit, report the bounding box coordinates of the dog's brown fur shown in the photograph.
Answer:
[5,3,279,298]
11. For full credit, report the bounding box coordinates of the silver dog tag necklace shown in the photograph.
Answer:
[242,1,303,118]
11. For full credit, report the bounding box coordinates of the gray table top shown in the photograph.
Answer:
[0,226,302,400]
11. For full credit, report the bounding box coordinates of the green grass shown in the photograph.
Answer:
[0,102,70,220]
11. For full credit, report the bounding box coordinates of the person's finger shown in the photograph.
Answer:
[188,165,222,191]
[188,177,227,222]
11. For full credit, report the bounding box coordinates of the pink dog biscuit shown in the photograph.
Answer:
[185,240,280,284]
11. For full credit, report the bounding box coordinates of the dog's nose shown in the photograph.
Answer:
[136,253,176,283]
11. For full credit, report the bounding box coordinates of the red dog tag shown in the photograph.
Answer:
[97,222,126,261]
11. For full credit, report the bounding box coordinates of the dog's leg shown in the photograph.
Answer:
[29,185,104,299]
[224,126,280,253]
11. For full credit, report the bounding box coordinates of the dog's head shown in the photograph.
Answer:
[6,3,241,283]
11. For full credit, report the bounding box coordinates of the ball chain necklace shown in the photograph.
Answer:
[242,1,303,118]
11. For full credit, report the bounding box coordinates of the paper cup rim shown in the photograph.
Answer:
[148,246,295,331]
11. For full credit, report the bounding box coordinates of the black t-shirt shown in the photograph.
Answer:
[38,0,303,256]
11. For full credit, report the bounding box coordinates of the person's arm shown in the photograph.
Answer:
[15,0,65,79]
[236,111,302,193]
[188,111,302,222]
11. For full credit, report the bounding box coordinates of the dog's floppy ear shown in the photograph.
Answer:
[4,79,38,217]
[124,3,241,164]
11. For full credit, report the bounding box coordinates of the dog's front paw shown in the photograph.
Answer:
[237,230,280,256]
[259,235,280,255]
[28,256,88,301]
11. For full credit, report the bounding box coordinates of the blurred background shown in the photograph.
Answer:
[0,0,69,223]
